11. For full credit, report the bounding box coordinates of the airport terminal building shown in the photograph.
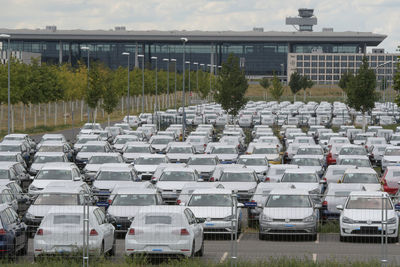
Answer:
[0,10,395,84]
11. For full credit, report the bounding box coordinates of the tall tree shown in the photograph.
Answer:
[259,77,270,100]
[270,74,284,102]
[214,53,248,119]
[102,72,120,126]
[85,62,107,123]
[300,75,313,102]
[393,52,400,104]
[346,56,377,132]
[289,72,302,102]
[338,70,354,94]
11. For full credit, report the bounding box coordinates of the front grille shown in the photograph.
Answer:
[268,230,308,233]
[351,226,383,235]
[273,219,303,222]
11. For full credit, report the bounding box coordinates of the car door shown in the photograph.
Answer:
[5,207,24,249]
[184,209,200,251]
[94,208,113,251]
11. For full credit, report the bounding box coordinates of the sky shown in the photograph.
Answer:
[0,0,399,52]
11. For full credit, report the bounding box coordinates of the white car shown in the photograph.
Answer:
[166,143,195,163]
[125,206,204,257]
[123,115,140,127]
[186,188,243,235]
[187,155,218,181]
[186,136,209,154]
[112,135,140,152]
[237,155,269,181]
[339,167,382,192]
[381,146,400,173]
[323,165,356,184]
[264,164,299,183]
[338,191,399,242]
[122,142,152,163]
[217,168,258,203]
[134,155,169,180]
[34,206,115,257]
[210,145,239,164]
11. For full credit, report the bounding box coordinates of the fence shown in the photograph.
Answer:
[0,191,397,266]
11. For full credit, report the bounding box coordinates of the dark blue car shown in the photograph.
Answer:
[0,203,28,258]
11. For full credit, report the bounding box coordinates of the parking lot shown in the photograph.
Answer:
[1,100,400,265]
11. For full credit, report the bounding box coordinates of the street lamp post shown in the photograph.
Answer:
[163,58,170,107]
[151,56,158,129]
[137,54,145,113]
[171,59,177,110]
[122,52,130,125]
[0,34,11,134]
[81,46,90,123]
[194,62,199,99]
[181,37,188,141]
[185,61,191,105]
[207,64,212,95]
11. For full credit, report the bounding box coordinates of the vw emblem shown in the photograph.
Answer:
[206,217,211,222]
[285,219,290,223]
[367,220,372,225]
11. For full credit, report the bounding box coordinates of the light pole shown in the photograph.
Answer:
[181,37,188,141]
[0,34,11,134]
[122,52,130,125]
[151,56,158,129]
[137,54,145,113]
[185,61,191,105]
[163,58,170,108]
[207,64,212,94]
[171,59,177,110]
[194,62,199,97]
[81,46,90,123]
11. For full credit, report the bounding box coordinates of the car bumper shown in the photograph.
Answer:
[138,173,153,181]
[260,221,317,235]
[340,223,398,237]
[383,185,398,195]
[203,220,237,234]
[125,240,192,257]
[161,192,180,204]
[34,240,102,256]
[113,218,132,232]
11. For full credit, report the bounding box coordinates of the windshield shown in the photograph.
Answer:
[53,215,81,225]
[297,148,323,155]
[339,147,366,155]
[38,146,63,152]
[188,194,232,207]
[391,136,400,141]
[125,146,150,153]
[151,138,171,145]
[159,171,196,181]
[0,155,15,161]
[0,145,20,152]
[187,158,216,165]
[34,155,65,163]
[339,159,371,167]
[34,194,81,205]
[0,169,9,179]
[220,172,256,182]
[88,156,122,164]
[266,195,311,207]
[291,158,321,166]
[97,171,132,181]
[237,158,267,166]
[145,216,172,224]
[253,147,277,154]
[80,145,106,153]
[136,157,165,165]
[112,194,157,206]
[168,147,193,154]
[346,196,392,209]
[281,173,318,183]
[355,135,367,141]
[36,170,72,180]
[75,138,95,144]
[342,173,379,184]
[115,138,137,145]
[384,149,400,156]
[211,147,237,154]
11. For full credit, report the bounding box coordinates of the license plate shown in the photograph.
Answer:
[205,223,215,226]
[285,224,295,227]
[152,248,163,252]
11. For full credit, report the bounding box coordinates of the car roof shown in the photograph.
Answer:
[326,164,356,170]
[293,155,322,159]
[269,189,309,195]
[4,134,27,138]
[0,141,23,145]
[138,205,187,214]
[83,141,108,146]
[191,188,232,195]
[113,188,157,194]
[99,164,132,171]
[163,166,194,172]
[269,164,298,169]
[222,168,254,173]
[39,141,65,145]
[0,161,17,168]
[138,154,166,159]
[124,142,149,147]
[40,162,77,170]
[284,168,316,174]
[344,167,376,174]
[88,153,121,158]
[188,154,218,159]
[0,152,20,156]
[34,152,65,157]
[326,183,365,192]
[239,155,268,159]
[349,191,388,197]
[338,155,369,159]
[47,206,99,215]
[41,185,83,193]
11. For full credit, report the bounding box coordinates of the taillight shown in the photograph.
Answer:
[265,177,270,182]
[89,229,98,236]
[180,228,190,235]
[108,199,112,205]
[176,199,181,205]
[323,177,327,182]
[327,152,332,158]
[0,229,6,235]
[285,152,288,156]
[37,229,43,236]
[322,200,328,207]
[128,228,135,235]
[210,177,215,182]
[204,144,207,148]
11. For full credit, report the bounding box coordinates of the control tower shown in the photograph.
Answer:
[286,8,317,32]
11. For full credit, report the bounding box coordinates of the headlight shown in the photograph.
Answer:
[248,188,256,194]
[387,217,397,224]
[303,215,315,222]
[25,212,35,220]
[260,213,273,222]
[223,215,234,221]
[342,216,355,224]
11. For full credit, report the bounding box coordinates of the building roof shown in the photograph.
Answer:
[0,28,386,45]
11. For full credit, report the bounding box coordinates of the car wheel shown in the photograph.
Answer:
[339,235,346,242]
[21,234,28,255]
[389,236,399,243]
[189,242,195,258]
[311,234,317,242]
[258,233,265,241]
[109,237,116,256]
[195,238,204,257]
[10,240,17,260]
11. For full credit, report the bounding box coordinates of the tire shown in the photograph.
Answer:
[258,233,265,241]
[109,237,116,256]
[389,236,399,243]
[189,242,195,258]
[10,240,17,261]
[21,234,28,256]
[311,234,317,242]
[339,235,346,242]
[195,238,204,257]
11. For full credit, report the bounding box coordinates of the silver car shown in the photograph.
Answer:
[259,189,319,240]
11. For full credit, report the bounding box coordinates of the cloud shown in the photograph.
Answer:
[0,0,398,51]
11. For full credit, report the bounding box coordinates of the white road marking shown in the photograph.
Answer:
[315,233,319,244]
[312,253,317,263]
[237,233,243,243]
[220,252,228,263]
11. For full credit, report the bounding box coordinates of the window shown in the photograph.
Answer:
[297,55,303,60]
[311,68,317,74]
[312,62,317,67]
[312,55,317,61]
[319,69,325,74]
[304,62,310,67]
[0,210,10,225]
[319,62,325,67]
[341,56,347,61]
[145,216,172,224]
[304,55,310,60]
[5,208,17,223]
[296,62,303,67]
[184,209,196,224]
[326,62,332,67]
[319,55,325,60]
[341,62,347,68]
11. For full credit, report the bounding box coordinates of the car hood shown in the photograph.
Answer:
[124,153,151,160]
[166,153,192,160]
[343,209,396,221]
[264,154,280,160]
[213,154,238,161]
[279,182,320,192]
[113,144,125,150]
[383,156,400,162]
[157,181,199,191]
[84,164,102,173]
[76,152,97,160]
[263,207,313,219]
[93,181,136,191]
[151,144,168,150]
[31,179,72,189]
[189,165,216,173]
[28,205,81,217]
[217,182,257,191]
[134,165,158,173]
[30,163,45,172]
[246,166,268,174]
[188,206,233,219]
[108,206,143,218]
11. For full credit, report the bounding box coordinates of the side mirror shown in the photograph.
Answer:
[237,203,244,208]
[336,205,343,211]
[73,176,81,181]
[196,218,206,224]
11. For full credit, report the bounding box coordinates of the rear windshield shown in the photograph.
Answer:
[53,215,81,224]
[145,215,172,224]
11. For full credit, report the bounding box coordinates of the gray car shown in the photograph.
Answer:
[259,189,320,240]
